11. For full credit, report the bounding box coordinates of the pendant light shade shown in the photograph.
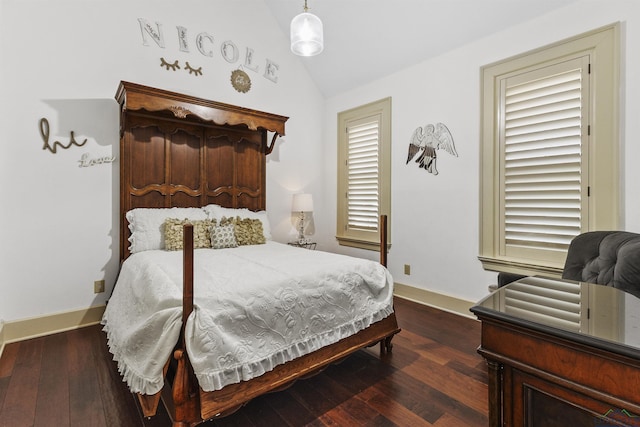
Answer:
[290,1,323,57]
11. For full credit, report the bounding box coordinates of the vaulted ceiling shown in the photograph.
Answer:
[264,0,578,97]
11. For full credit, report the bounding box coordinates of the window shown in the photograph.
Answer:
[337,97,391,250]
[480,24,619,277]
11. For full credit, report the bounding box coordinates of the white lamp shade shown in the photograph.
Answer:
[292,193,314,212]
[290,12,324,57]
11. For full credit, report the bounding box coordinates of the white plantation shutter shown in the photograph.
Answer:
[480,25,619,276]
[499,57,589,261]
[337,97,391,250]
[347,118,380,231]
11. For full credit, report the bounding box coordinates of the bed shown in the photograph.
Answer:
[104,81,400,426]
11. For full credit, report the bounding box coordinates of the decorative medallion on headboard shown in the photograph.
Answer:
[168,105,191,118]
[115,81,288,260]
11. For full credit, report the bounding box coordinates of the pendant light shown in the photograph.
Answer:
[290,0,324,57]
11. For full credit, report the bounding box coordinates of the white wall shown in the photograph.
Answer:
[321,0,640,304]
[0,0,324,322]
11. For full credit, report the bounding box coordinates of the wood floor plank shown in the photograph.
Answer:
[296,369,386,425]
[395,329,481,370]
[302,417,327,427]
[204,408,256,427]
[331,364,444,423]
[222,395,287,426]
[0,338,43,427]
[0,377,9,420]
[317,405,363,426]
[393,301,480,355]
[323,350,397,395]
[0,343,19,379]
[67,328,107,427]
[366,370,446,423]
[34,332,70,427]
[336,397,394,426]
[312,368,361,405]
[433,412,474,427]
[91,326,142,427]
[259,387,318,426]
[357,348,487,426]
[288,376,342,417]
[305,363,379,411]
[403,351,487,415]
[359,385,434,426]
[446,358,487,385]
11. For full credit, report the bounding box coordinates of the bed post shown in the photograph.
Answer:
[183,224,194,329]
[379,215,394,354]
[379,215,388,267]
[171,224,200,426]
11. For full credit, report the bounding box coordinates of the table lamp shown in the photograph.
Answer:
[292,193,314,243]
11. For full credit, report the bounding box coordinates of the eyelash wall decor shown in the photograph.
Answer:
[406,123,458,175]
[160,57,180,71]
[185,62,203,76]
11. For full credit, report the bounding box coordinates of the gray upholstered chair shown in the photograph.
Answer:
[498,231,640,298]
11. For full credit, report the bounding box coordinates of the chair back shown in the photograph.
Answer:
[563,231,640,297]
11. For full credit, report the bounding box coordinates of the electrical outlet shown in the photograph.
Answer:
[404,264,411,275]
[94,280,105,294]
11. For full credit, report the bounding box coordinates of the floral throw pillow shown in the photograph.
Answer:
[211,223,238,249]
[234,217,266,246]
[164,218,215,250]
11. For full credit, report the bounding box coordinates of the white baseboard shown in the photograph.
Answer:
[394,282,477,319]
[0,305,106,359]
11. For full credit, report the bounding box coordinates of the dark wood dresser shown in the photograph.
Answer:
[471,276,640,426]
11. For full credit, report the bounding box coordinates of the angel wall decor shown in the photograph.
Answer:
[406,123,458,175]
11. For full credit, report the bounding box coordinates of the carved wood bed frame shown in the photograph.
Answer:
[115,81,400,426]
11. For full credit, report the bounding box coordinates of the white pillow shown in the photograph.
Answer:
[202,204,272,240]
[126,207,208,253]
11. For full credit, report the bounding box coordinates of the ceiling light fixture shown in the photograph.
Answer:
[290,0,324,57]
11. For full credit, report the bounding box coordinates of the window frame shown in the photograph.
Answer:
[336,97,392,251]
[479,24,619,277]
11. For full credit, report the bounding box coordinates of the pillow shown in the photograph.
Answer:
[234,217,266,246]
[218,216,235,226]
[202,205,272,240]
[126,207,208,253]
[164,218,215,251]
[210,223,238,249]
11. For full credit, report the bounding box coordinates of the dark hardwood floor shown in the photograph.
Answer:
[0,297,488,426]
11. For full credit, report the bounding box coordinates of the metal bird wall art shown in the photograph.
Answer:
[406,123,458,175]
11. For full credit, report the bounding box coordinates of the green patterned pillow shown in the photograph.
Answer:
[164,218,215,250]
[210,223,238,249]
[234,216,266,246]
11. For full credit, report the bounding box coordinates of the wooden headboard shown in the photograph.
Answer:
[115,81,288,261]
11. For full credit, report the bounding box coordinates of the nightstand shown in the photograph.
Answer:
[287,241,317,250]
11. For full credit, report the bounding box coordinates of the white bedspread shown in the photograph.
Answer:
[102,242,394,395]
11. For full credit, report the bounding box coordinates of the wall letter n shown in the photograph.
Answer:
[138,18,165,48]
